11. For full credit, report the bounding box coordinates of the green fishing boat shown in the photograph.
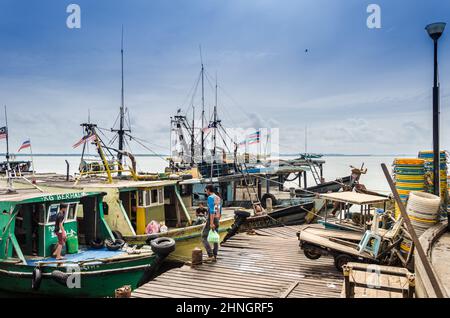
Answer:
[0,189,175,297]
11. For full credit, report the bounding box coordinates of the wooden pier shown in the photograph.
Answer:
[132,225,343,298]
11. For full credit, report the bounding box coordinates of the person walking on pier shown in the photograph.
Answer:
[202,185,222,262]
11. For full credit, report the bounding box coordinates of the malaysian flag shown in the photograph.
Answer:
[0,126,7,140]
[73,133,96,148]
[238,130,261,146]
[18,139,31,152]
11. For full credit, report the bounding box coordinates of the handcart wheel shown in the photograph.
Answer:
[334,254,353,271]
[303,248,321,260]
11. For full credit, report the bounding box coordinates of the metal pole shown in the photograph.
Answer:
[201,63,205,163]
[29,138,35,178]
[432,39,440,197]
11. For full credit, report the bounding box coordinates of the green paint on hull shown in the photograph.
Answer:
[0,255,157,298]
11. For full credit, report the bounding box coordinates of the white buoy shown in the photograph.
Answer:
[406,191,441,237]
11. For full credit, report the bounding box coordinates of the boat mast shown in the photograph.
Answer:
[4,106,12,190]
[200,46,205,163]
[191,106,195,165]
[112,26,130,176]
[304,125,308,157]
[213,73,218,158]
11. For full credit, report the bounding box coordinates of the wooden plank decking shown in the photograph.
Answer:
[132,225,343,298]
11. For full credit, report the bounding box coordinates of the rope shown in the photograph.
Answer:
[126,133,170,163]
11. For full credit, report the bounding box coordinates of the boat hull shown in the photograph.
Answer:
[0,254,157,298]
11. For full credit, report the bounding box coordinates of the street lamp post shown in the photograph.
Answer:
[425,22,446,197]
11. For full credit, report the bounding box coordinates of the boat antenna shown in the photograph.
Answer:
[111,25,130,175]
[200,45,205,163]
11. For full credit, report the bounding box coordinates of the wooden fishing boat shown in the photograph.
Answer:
[23,174,234,262]
[0,189,175,297]
[18,122,235,262]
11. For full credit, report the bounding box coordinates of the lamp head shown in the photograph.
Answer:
[426,22,446,41]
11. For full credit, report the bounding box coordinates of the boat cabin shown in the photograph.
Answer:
[55,180,194,236]
[0,191,112,263]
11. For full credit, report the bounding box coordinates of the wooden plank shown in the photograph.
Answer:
[278,281,300,298]
[132,225,344,299]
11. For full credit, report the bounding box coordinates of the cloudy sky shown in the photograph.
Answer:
[0,0,449,155]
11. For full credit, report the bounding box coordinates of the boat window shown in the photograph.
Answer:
[158,188,164,204]
[138,190,144,206]
[47,204,59,223]
[151,189,158,205]
[65,203,78,222]
[146,190,151,206]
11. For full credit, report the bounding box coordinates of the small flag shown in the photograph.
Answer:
[247,131,261,139]
[238,130,261,146]
[73,133,96,148]
[18,139,31,152]
[248,137,260,145]
[0,126,7,140]
[202,122,216,133]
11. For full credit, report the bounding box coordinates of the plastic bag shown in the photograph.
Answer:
[207,230,220,243]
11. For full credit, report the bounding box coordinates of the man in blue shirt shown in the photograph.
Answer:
[201,185,221,262]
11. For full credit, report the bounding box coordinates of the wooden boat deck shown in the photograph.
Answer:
[132,225,343,298]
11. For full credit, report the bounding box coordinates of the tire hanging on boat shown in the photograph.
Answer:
[150,237,176,256]
[31,267,43,290]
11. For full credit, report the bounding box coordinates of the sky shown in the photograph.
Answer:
[0,0,449,155]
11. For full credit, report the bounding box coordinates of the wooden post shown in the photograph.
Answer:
[191,247,203,267]
[115,285,131,298]
[343,265,354,298]
[407,273,415,298]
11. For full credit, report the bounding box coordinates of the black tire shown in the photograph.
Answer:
[89,238,104,249]
[303,248,322,260]
[334,254,353,271]
[51,270,70,286]
[145,234,159,245]
[234,210,251,218]
[261,193,277,209]
[105,238,125,251]
[31,268,42,290]
[111,230,124,240]
[150,237,176,256]
[181,174,193,180]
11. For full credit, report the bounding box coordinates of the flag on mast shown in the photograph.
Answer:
[73,132,96,148]
[0,126,7,140]
[17,139,31,152]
